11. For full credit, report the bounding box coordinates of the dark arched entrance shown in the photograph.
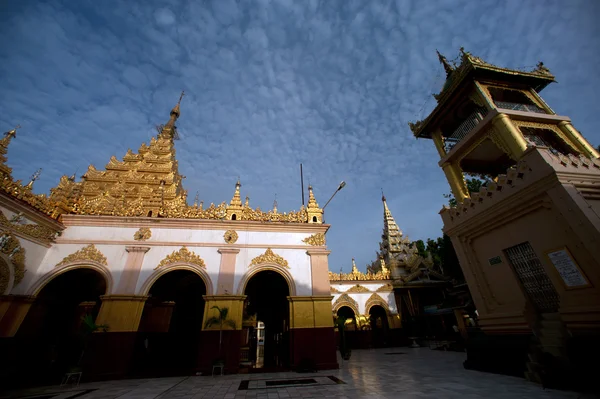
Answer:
[369,305,389,347]
[336,306,358,331]
[17,268,107,384]
[137,270,206,375]
[244,270,290,369]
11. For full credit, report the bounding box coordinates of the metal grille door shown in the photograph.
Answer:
[505,242,560,313]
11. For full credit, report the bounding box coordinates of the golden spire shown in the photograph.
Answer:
[193,191,199,207]
[0,125,20,177]
[306,185,323,223]
[25,168,42,190]
[160,91,184,140]
[230,179,242,206]
[272,197,278,214]
[226,179,243,220]
[436,50,454,76]
[352,257,359,274]
[244,196,250,207]
[307,185,319,208]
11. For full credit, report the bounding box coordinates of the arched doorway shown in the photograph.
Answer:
[137,270,206,375]
[17,268,107,383]
[336,306,358,331]
[244,270,290,369]
[369,305,389,347]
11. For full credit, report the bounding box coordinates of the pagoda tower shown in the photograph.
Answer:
[410,49,600,385]
[380,194,418,279]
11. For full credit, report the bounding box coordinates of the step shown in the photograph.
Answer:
[541,313,561,321]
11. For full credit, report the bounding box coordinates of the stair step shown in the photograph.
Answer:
[541,313,561,321]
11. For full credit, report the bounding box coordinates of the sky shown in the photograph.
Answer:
[1,0,599,273]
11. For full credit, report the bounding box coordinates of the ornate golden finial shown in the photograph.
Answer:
[436,50,454,76]
[171,90,184,118]
[230,179,242,206]
[381,188,386,202]
[199,200,204,209]
[193,191,199,207]
[352,257,358,274]
[307,186,318,208]
[25,168,42,190]
[244,196,249,207]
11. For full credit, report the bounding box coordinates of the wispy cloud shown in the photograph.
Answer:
[1,0,599,271]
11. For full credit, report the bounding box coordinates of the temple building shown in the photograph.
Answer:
[410,49,600,388]
[0,98,336,385]
[329,195,450,348]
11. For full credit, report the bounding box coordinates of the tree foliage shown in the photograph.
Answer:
[444,177,488,207]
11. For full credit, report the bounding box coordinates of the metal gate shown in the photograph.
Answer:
[504,242,560,313]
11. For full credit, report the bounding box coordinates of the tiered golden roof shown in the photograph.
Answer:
[0,96,324,223]
[329,257,391,281]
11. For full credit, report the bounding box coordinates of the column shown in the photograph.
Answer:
[442,162,469,203]
[216,248,240,294]
[95,295,148,332]
[557,121,600,158]
[115,246,150,294]
[0,295,35,337]
[491,113,528,159]
[307,248,331,296]
[432,129,447,158]
[202,295,246,330]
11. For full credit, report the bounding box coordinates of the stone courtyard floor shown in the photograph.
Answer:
[1,348,587,399]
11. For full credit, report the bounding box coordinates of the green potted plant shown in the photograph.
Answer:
[335,317,351,360]
[204,306,237,369]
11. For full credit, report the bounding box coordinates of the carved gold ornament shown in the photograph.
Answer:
[328,268,390,281]
[134,227,152,241]
[56,244,108,267]
[365,293,390,313]
[376,283,394,292]
[155,246,205,270]
[346,284,371,293]
[330,286,341,293]
[249,248,289,268]
[0,231,26,292]
[0,210,58,241]
[224,230,238,244]
[333,293,359,314]
[302,233,326,246]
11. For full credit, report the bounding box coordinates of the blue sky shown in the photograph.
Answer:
[1,0,599,272]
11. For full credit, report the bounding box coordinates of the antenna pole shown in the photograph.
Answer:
[300,164,305,206]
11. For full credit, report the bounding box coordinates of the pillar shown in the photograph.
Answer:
[95,295,148,331]
[306,248,331,296]
[115,246,150,294]
[216,248,240,294]
[557,121,600,158]
[491,113,528,159]
[442,162,469,203]
[0,295,35,337]
[202,295,246,330]
[432,129,447,158]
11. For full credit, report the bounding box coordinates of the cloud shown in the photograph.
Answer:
[1,0,599,272]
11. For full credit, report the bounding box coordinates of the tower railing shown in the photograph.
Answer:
[444,107,488,152]
[494,101,546,114]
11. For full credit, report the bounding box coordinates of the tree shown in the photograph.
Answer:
[444,177,488,207]
[425,235,464,282]
[204,306,236,356]
[413,239,427,258]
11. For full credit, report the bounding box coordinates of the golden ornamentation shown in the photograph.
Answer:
[513,120,580,153]
[365,293,390,313]
[346,284,371,293]
[0,257,9,294]
[56,244,108,267]
[302,233,326,246]
[224,230,238,244]
[155,246,206,270]
[376,283,394,292]
[0,231,26,291]
[328,269,390,281]
[330,286,341,293]
[249,248,289,268]
[0,210,58,241]
[133,227,152,241]
[332,293,359,314]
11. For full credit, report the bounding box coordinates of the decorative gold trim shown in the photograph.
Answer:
[0,231,26,290]
[133,227,151,241]
[513,120,579,153]
[376,283,394,292]
[0,210,58,242]
[155,246,206,270]
[332,293,359,314]
[330,286,341,293]
[249,248,289,268]
[365,293,390,314]
[224,229,239,244]
[302,233,326,246]
[346,284,371,293]
[56,244,108,267]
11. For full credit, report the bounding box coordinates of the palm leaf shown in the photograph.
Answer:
[224,319,236,330]
[204,315,221,329]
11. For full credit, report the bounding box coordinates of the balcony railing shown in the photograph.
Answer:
[444,107,488,152]
[494,101,546,114]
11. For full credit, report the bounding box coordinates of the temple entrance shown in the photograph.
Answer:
[17,268,107,384]
[137,270,206,375]
[244,270,290,370]
[369,305,389,347]
[336,306,358,331]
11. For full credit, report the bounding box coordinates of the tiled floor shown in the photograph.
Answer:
[2,348,585,399]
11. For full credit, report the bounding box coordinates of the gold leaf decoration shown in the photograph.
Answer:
[56,244,107,267]
[249,248,288,268]
[302,233,326,246]
[346,284,371,293]
[134,227,152,241]
[332,293,359,314]
[0,231,26,290]
[223,229,238,244]
[365,293,390,313]
[376,283,394,292]
[155,246,205,270]
[330,286,341,293]
[0,210,59,241]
